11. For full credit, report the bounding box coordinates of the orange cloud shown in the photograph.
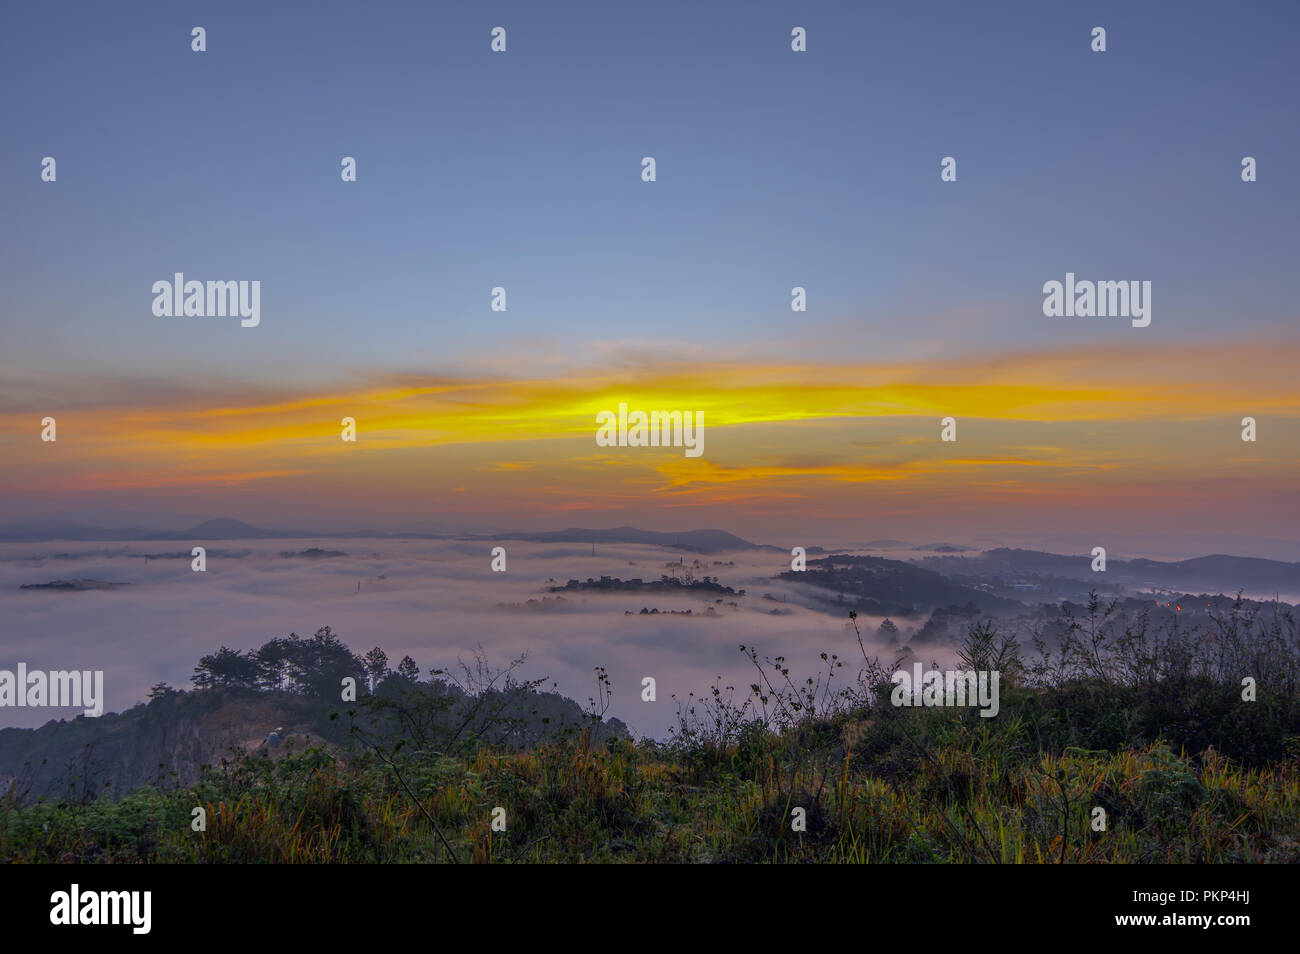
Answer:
[0,339,1295,516]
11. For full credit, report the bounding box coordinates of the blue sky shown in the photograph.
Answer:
[2,0,1296,389]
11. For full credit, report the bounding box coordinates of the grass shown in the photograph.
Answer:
[2,705,1297,864]
[3,597,1297,863]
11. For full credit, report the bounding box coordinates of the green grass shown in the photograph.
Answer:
[5,600,1297,864]
[3,700,1296,863]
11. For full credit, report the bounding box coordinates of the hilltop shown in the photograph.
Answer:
[0,629,628,804]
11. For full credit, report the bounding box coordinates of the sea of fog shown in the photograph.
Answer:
[0,539,940,736]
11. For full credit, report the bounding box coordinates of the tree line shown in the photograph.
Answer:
[190,626,418,698]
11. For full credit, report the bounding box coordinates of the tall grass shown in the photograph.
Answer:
[2,594,1296,863]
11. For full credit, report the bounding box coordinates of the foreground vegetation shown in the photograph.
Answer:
[2,593,1298,863]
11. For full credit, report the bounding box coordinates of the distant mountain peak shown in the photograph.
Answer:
[191,517,257,531]
[483,526,759,553]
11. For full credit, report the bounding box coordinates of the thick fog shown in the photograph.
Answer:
[0,539,916,736]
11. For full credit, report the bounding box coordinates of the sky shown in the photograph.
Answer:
[1,1,1297,557]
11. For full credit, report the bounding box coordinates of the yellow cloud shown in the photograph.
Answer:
[2,339,1296,506]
